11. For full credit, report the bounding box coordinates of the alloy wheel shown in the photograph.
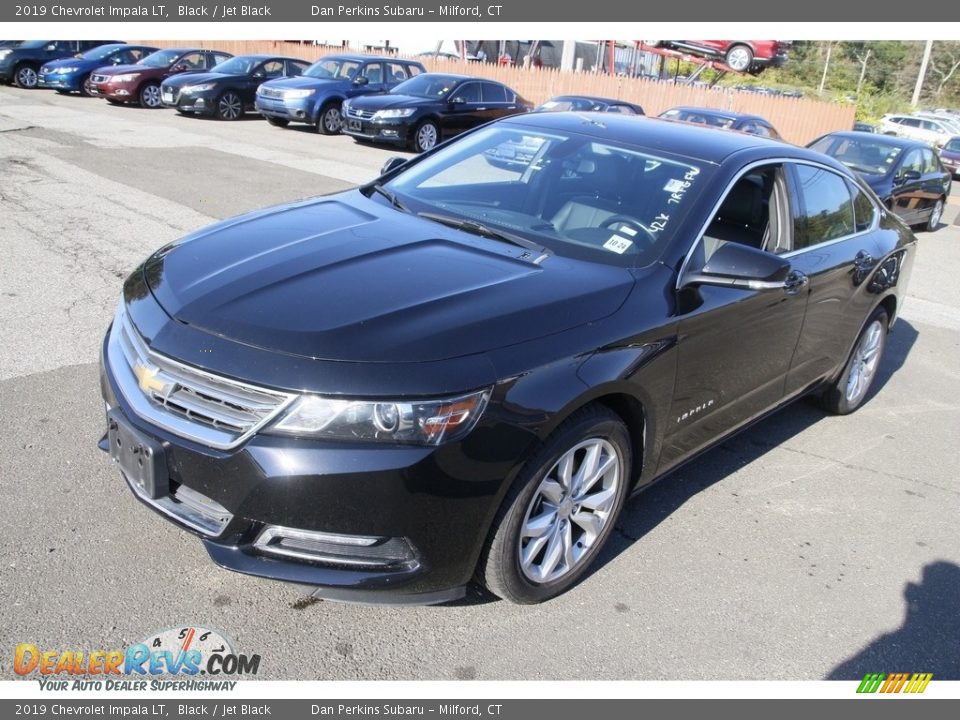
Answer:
[725,46,753,72]
[218,93,242,120]
[140,84,162,108]
[16,66,38,88]
[845,319,883,405]
[518,438,622,584]
[321,106,342,133]
[416,122,438,152]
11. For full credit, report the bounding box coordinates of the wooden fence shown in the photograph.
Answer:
[138,40,854,145]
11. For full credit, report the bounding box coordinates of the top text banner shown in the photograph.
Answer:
[6,1,960,22]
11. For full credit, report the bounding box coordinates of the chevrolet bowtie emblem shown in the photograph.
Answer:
[133,361,168,395]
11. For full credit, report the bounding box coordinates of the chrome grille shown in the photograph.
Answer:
[258,87,283,99]
[346,107,375,120]
[108,307,294,450]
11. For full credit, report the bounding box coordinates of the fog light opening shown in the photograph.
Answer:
[254,525,418,569]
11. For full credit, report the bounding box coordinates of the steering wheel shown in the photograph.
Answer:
[601,215,657,246]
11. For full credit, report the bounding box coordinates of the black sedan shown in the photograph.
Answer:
[660,106,782,140]
[160,55,311,120]
[807,131,951,231]
[340,73,531,152]
[100,114,915,604]
[535,95,644,115]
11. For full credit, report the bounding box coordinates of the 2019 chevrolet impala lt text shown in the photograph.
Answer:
[99,114,915,605]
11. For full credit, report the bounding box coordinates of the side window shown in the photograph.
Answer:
[901,118,921,129]
[792,165,855,250]
[178,52,205,70]
[386,62,409,83]
[452,83,480,103]
[259,60,284,77]
[901,149,923,174]
[701,165,783,259]
[480,82,508,103]
[210,53,232,68]
[407,64,423,76]
[125,48,148,63]
[287,60,309,76]
[362,63,384,84]
[608,104,637,115]
[848,180,877,233]
[922,149,940,173]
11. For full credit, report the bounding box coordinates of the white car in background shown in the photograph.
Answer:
[879,113,958,148]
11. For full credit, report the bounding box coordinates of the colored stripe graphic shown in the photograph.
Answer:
[857,673,885,693]
[857,672,932,694]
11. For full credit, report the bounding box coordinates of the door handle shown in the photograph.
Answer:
[783,270,809,294]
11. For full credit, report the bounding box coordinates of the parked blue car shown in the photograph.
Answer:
[255,54,426,134]
[39,44,158,96]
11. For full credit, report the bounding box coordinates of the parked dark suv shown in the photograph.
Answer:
[255,54,426,134]
[88,47,233,108]
[0,40,120,88]
[100,114,914,605]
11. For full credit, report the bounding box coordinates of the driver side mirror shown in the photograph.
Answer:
[682,242,791,290]
[448,96,466,105]
[380,156,408,175]
[353,76,369,86]
[896,169,922,183]
[252,71,265,79]
[172,63,188,72]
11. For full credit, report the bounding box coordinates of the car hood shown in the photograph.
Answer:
[855,171,892,196]
[95,63,161,77]
[349,93,433,111]
[162,72,237,88]
[42,57,93,71]
[144,192,634,363]
[260,75,346,90]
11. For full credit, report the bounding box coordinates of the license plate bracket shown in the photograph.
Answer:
[107,410,168,500]
[347,119,362,132]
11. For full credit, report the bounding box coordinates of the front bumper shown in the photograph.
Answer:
[165,88,218,115]
[255,95,315,123]
[88,80,136,100]
[38,72,81,90]
[341,115,412,146]
[0,64,14,83]
[98,320,520,604]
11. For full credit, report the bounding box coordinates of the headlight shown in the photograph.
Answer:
[183,83,216,93]
[282,89,314,99]
[56,66,78,74]
[112,73,140,83]
[267,389,490,446]
[373,108,416,120]
[0,50,12,61]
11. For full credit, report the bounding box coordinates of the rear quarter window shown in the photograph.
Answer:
[793,165,856,249]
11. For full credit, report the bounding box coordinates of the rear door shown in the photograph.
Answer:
[889,149,927,224]
[781,164,883,395]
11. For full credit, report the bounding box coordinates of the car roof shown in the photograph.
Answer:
[551,95,623,104]
[663,106,768,122]
[814,131,933,151]
[228,54,304,61]
[319,54,420,62]
[499,113,820,166]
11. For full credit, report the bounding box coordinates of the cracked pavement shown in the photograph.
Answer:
[1,85,958,682]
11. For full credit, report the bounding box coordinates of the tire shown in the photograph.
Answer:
[14,64,38,89]
[138,82,162,109]
[725,44,755,73]
[106,98,123,106]
[215,91,243,120]
[820,308,888,415]
[925,197,944,232]
[477,405,632,604]
[265,116,289,127]
[79,74,93,97]
[316,102,342,134]
[412,120,440,153]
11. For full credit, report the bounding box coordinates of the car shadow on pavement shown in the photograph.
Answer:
[447,320,920,607]
[826,561,960,679]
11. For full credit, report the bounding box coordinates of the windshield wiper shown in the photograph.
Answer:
[365,183,410,213]
[417,212,550,257]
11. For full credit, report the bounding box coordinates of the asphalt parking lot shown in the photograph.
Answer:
[1,86,958,682]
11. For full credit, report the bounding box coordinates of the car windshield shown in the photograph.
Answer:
[211,56,256,75]
[81,45,120,61]
[661,109,736,129]
[140,49,185,68]
[383,124,708,268]
[538,98,602,112]
[304,58,360,79]
[390,74,460,98]
[809,136,903,176]
[944,138,960,153]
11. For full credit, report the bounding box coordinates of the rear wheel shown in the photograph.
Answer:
[821,308,888,415]
[725,44,755,73]
[138,82,162,108]
[79,74,93,97]
[265,116,289,127]
[925,197,944,232]
[14,64,38,88]
[317,103,342,134]
[478,405,632,604]
[215,91,243,120]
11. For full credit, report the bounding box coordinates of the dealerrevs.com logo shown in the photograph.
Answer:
[856,673,933,694]
[14,626,261,691]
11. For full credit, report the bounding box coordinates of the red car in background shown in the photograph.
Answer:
[88,47,233,108]
[647,41,790,74]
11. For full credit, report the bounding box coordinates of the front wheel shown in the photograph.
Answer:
[725,44,755,73]
[317,103,342,134]
[14,64,38,89]
[412,120,439,153]
[138,82,162,108]
[216,91,243,120]
[477,405,632,604]
[79,73,93,97]
[821,308,888,415]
